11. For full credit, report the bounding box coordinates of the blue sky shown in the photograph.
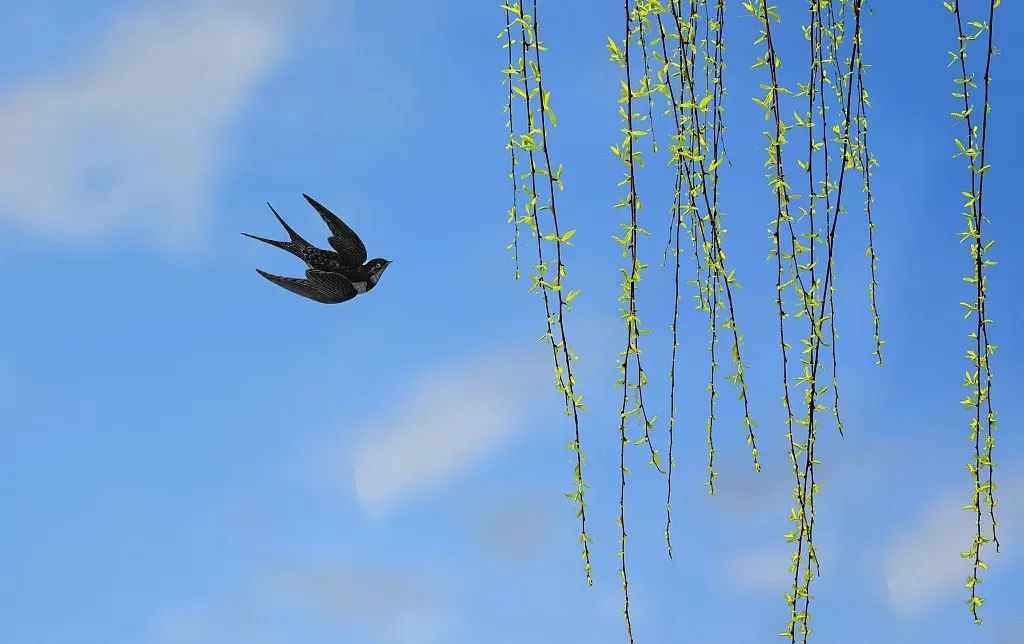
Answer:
[1,1,1022,643]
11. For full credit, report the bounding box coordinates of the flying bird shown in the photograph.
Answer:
[242,194,392,304]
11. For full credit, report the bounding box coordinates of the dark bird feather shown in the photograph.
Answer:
[303,193,368,267]
[256,268,358,304]
[243,195,392,305]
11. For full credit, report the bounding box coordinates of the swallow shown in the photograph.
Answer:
[242,194,392,304]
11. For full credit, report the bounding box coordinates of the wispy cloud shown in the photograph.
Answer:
[148,562,451,644]
[0,2,298,248]
[883,492,974,616]
[311,345,547,513]
[883,474,1023,617]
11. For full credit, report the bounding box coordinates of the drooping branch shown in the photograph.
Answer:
[674,0,761,479]
[948,0,1000,624]
[653,0,754,558]
[500,0,592,586]
[609,2,648,638]
[749,3,805,638]
[849,10,882,367]
[749,1,868,640]
[503,5,523,280]
[663,0,760,495]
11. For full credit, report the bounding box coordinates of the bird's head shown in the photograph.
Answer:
[367,258,392,284]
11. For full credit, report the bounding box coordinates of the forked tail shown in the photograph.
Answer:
[241,203,313,260]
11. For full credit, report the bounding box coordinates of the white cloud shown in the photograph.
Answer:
[148,562,451,644]
[883,475,1023,617]
[0,2,295,248]
[883,493,974,616]
[312,345,547,513]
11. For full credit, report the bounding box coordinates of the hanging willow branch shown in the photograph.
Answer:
[679,1,761,484]
[947,0,1000,624]
[816,1,843,436]
[650,0,754,556]
[687,2,760,485]
[749,0,869,640]
[665,0,760,498]
[749,4,805,635]
[629,4,665,477]
[798,0,866,637]
[503,4,522,280]
[851,16,883,366]
[500,1,592,586]
[654,0,698,560]
[608,1,651,637]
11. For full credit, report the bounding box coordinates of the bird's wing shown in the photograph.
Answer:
[256,269,357,304]
[306,270,359,302]
[303,194,368,267]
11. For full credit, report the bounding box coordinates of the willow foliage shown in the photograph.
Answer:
[609,3,760,638]
[501,1,592,585]
[494,1,1013,640]
[946,0,1001,624]
[608,3,657,638]
[747,0,875,639]
[647,0,759,536]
